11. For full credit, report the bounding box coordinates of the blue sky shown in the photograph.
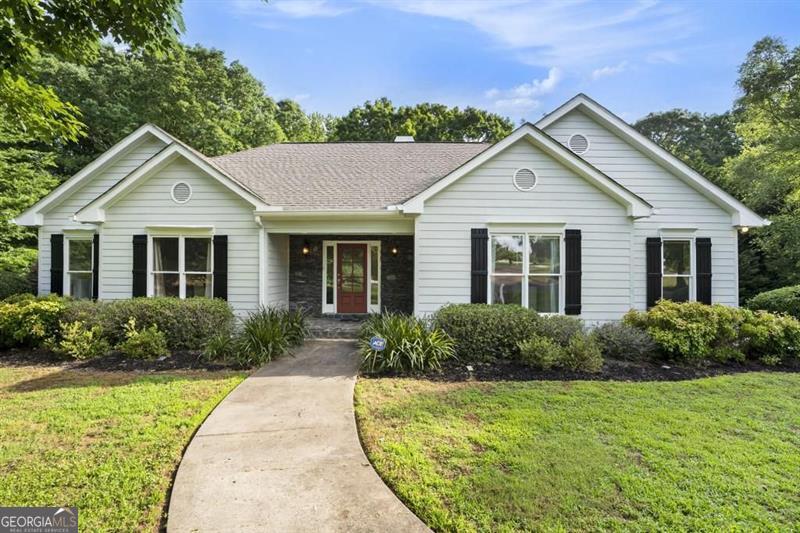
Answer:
[182,0,799,123]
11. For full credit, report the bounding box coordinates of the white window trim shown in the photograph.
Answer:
[661,237,695,302]
[64,236,94,298]
[487,232,565,314]
[147,235,214,299]
[321,240,381,314]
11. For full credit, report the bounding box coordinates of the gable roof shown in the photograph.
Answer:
[74,142,272,223]
[13,124,172,226]
[401,123,653,218]
[536,93,769,227]
[211,142,491,210]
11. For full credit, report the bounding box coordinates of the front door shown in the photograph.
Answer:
[337,243,368,313]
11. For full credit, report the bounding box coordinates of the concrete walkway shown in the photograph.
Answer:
[167,340,430,533]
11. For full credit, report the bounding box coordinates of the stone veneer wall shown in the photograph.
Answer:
[288,235,414,316]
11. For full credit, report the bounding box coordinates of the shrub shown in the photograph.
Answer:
[0,270,34,301]
[623,301,744,363]
[359,313,455,373]
[517,335,564,370]
[517,331,603,373]
[62,297,234,350]
[561,332,604,373]
[51,321,110,360]
[433,304,540,361]
[739,310,800,365]
[532,315,584,345]
[747,285,800,320]
[592,322,659,360]
[0,296,65,349]
[234,308,291,367]
[624,300,800,365]
[201,332,239,364]
[117,318,169,360]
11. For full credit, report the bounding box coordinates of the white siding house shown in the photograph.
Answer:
[14,95,768,322]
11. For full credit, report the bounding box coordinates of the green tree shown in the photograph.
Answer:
[0,0,184,142]
[0,124,57,270]
[634,109,741,185]
[331,98,513,142]
[723,37,800,300]
[276,100,327,142]
[34,44,292,176]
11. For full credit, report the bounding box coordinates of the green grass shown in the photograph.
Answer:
[0,364,245,532]
[355,374,800,532]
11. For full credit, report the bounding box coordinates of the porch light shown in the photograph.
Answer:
[302,240,311,255]
[739,226,749,234]
[391,246,398,255]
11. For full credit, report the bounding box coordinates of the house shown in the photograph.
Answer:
[13,94,768,323]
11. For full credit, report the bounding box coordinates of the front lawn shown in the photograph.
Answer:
[0,364,245,531]
[356,373,800,531]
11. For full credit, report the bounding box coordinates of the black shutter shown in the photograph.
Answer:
[92,234,100,300]
[470,228,488,304]
[646,237,662,309]
[50,234,64,296]
[213,235,228,300]
[132,235,147,297]
[564,229,582,315]
[696,238,712,305]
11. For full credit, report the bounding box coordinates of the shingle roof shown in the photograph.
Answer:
[211,142,491,210]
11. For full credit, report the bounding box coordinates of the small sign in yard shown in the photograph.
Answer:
[369,336,387,351]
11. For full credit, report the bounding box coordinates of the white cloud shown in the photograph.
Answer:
[493,97,541,114]
[232,0,352,20]
[647,50,680,64]
[371,0,697,68]
[486,67,561,114]
[591,61,628,80]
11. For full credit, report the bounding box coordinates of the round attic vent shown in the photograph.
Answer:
[171,182,192,204]
[512,168,537,192]
[568,133,589,154]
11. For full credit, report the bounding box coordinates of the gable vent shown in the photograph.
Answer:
[512,168,537,191]
[568,133,589,154]
[171,182,192,204]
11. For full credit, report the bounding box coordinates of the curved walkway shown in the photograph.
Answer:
[167,340,430,532]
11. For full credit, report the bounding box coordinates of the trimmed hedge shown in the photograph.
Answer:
[1,296,234,355]
[625,300,800,365]
[747,285,800,320]
[433,304,540,361]
[62,297,234,350]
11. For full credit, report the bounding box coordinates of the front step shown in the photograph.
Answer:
[307,316,365,339]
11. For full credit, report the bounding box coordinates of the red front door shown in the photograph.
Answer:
[337,243,368,313]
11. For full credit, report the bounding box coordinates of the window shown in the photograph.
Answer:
[662,239,693,302]
[325,244,334,306]
[152,236,212,298]
[370,246,380,306]
[490,234,562,313]
[67,239,93,299]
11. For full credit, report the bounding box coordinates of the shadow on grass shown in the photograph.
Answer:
[5,366,241,393]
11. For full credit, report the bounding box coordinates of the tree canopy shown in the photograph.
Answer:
[0,0,184,142]
[329,97,514,142]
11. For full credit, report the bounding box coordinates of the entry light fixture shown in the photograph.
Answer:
[391,246,398,255]
[302,240,311,255]
[739,226,750,234]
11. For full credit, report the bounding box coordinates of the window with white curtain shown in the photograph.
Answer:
[152,236,212,298]
[490,233,562,313]
[662,239,693,302]
[67,238,93,299]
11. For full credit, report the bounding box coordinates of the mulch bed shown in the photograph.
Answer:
[0,349,238,372]
[365,356,800,383]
